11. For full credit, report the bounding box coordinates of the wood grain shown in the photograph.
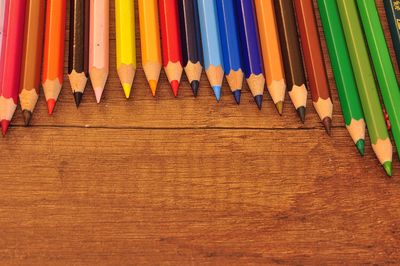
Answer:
[0,0,399,264]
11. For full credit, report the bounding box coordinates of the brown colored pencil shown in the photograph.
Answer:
[68,0,89,107]
[19,0,45,126]
[274,0,308,122]
[294,0,333,134]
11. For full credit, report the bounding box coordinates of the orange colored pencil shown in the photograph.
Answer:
[42,0,67,115]
[255,0,286,115]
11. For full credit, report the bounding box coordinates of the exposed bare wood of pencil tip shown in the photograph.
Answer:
[205,65,224,87]
[164,61,183,83]
[288,84,308,109]
[69,70,88,94]
[42,78,62,101]
[226,69,244,91]
[19,89,39,112]
[117,63,136,87]
[184,61,202,83]
[247,73,266,96]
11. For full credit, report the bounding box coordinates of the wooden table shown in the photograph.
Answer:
[0,1,399,264]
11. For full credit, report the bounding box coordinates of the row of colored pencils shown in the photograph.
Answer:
[0,0,398,176]
[318,0,400,176]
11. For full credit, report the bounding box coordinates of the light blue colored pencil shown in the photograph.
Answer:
[197,0,224,101]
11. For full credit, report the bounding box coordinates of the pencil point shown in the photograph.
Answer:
[355,139,365,156]
[149,80,157,97]
[94,88,104,103]
[1,120,9,137]
[171,80,179,97]
[212,86,221,102]
[275,101,283,115]
[47,99,56,115]
[254,95,263,110]
[191,80,199,97]
[322,117,332,135]
[22,110,32,126]
[383,161,393,177]
[123,84,131,99]
[297,106,306,123]
[74,92,83,107]
[232,90,241,105]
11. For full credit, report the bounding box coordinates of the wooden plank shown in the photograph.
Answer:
[0,127,399,264]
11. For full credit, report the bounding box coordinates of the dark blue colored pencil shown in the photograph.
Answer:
[384,0,400,69]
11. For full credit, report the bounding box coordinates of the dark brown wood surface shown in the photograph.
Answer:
[0,0,399,264]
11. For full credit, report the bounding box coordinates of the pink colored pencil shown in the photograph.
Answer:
[89,0,109,103]
[0,0,27,136]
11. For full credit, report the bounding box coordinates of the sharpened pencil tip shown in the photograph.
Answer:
[297,106,306,123]
[74,92,83,107]
[122,83,131,99]
[232,90,241,105]
[275,101,283,115]
[1,120,9,137]
[22,110,32,126]
[47,99,56,115]
[149,80,157,97]
[171,80,179,97]
[383,161,393,177]
[212,86,221,102]
[254,95,263,110]
[191,80,199,97]
[322,117,332,136]
[355,139,365,156]
[94,88,104,103]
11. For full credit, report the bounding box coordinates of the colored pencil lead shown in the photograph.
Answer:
[383,162,393,177]
[74,92,83,107]
[254,95,263,110]
[276,101,283,116]
[297,106,306,124]
[355,139,365,156]
[191,80,199,97]
[1,120,9,137]
[212,86,222,102]
[233,90,241,105]
[47,99,56,115]
[22,110,32,126]
[322,117,332,135]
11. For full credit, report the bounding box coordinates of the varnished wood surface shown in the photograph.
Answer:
[0,0,399,264]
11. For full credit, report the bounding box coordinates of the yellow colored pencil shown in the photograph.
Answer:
[115,0,136,98]
[138,0,162,97]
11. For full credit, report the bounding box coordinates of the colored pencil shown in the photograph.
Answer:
[216,0,243,104]
[159,0,183,97]
[294,0,333,134]
[274,0,307,122]
[89,0,109,103]
[357,0,400,159]
[139,0,162,96]
[42,0,67,114]
[254,0,286,114]
[234,0,265,110]
[115,0,136,98]
[337,0,393,176]
[178,0,203,97]
[0,0,5,56]
[318,0,365,155]
[68,0,89,107]
[0,0,26,136]
[19,0,45,126]
[384,0,400,69]
[197,0,224,101]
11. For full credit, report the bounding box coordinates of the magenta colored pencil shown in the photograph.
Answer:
[0,0,27,136]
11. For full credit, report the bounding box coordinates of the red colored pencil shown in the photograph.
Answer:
[0,0,27,136]
[159,0,183,97]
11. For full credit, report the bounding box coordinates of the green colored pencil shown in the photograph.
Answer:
[337,0,393,176]
[318,0,365,155]
[357,0,400,160]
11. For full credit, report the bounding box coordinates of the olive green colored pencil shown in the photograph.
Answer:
[318,0,365,155]
[357,0,400,160]
[337,0,393,176]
